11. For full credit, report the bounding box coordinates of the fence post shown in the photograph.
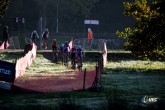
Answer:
[83,68,87,90]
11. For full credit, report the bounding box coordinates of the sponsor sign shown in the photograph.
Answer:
[84,20,99,25]
[0,60,16,83]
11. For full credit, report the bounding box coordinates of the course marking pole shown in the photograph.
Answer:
[83,68,87,90]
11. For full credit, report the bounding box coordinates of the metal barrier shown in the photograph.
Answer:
[8,37,20,49]
[91,56,104,92]
[25,37,32,44]
[74,38,107,51]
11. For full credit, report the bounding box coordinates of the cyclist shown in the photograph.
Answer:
[59,44,64,64]
[63,41,70,65]
[76,45,85,71]
[51,39,59,61]
[70,45,77,69]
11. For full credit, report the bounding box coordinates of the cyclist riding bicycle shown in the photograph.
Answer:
[51,39,59,61]
[60,44,64,64]
[63,41,70,66]
[70,45,77,69]
[76,45,85,71]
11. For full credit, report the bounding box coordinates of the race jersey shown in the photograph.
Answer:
[70,47,76,59]
[76,48,84,58]
[64,43,70,53]
[52,41,58,47]
[60,45,64,53]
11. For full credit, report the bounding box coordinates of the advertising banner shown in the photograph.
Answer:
[0,60,16,83]
[84,20,99,25]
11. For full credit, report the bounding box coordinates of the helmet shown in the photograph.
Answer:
[61,44,64,47]
[65,41,68,44]
[78,45,81,49]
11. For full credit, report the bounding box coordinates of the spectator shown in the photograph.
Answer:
[87,28,93,50]
[31,30,39,44]
[3,26,9,49]
[42,28,49,49]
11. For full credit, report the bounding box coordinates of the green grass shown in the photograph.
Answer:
[106,60,165,71]
[0,50,165,110]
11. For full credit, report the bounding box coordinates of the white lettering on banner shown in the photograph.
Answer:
[84,20,99,25]
[84,20,91,24]
[91,20,99,25]
[0,68,11,75]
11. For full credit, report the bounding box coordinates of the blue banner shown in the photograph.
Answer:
[0,60,16,83]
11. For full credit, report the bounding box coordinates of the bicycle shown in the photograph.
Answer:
[42,38,47,49]
[63,52,69,66]
[76,57,83,71]
[52,49,59,62]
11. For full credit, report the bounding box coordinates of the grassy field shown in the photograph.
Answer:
[0,50,165,110]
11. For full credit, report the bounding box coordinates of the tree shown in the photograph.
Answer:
[4,0,99,32]
[70,0,99,18]
[116,0,165,57]
[34,0,99,32]
[0,0,9,18]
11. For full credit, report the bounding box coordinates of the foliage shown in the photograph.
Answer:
[0,0,100,32]
[116,0,165,57]
[0,0,9,18]
[70,0,99,18]
[34,0,99,17]
[22,0,99,32]
[2,0,133,33]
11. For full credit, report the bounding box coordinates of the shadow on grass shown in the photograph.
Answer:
[108,51,165,62]
[0,51,24,62]
[104,67,165,74]
[100,89,165,110]
[33,50,165,64]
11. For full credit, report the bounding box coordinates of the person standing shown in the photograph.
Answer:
[42,28,49,49]
[87,28,93,49]
[3,26,9,49]
[31,30,39,44]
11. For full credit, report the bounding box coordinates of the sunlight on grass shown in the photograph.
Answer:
[24,54,97,73]
[1,50,165,110]
[106,60,165,71]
